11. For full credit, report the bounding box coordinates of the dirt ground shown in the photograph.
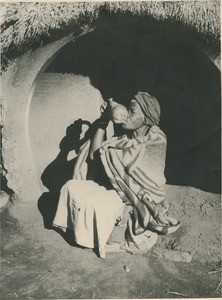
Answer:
[0,185,221,299]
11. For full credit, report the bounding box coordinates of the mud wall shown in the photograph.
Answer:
[1,32,91,202]
[29,73,102,192]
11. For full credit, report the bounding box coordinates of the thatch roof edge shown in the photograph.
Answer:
[1,1,220,71]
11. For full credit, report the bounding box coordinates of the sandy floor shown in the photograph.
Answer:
[1,185,221,299]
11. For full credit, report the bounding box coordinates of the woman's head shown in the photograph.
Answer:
[134,92,161,126]
[122,91,161,131]
[121,100,145,130]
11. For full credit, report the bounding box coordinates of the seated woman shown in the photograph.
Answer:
[53,91,180,258]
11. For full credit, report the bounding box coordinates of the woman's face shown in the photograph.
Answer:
[121,100,145,130]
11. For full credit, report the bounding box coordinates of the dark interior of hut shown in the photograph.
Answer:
[45,12,221,194]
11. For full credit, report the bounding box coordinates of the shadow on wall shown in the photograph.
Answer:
[46,12,221,193]
[38,119,92,229]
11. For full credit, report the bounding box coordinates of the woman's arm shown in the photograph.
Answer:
[89,123,109,160]
[89,102,110,160]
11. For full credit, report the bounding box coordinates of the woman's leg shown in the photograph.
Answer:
[53,179,125,258]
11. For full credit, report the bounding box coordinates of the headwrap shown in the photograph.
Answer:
[134,91,161,126]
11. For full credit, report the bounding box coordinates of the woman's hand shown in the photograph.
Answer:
[89,100,112,160]
[100,100,111,123]
[100,101,108,114]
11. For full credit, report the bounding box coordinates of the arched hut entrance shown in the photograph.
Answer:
[43,11,221,193]
[1,2,220,202]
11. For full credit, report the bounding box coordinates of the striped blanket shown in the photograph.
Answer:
[73,125,180,236]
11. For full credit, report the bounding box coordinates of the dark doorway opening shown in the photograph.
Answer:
[46,12,221,193]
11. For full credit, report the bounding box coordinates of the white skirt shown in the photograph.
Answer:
[53,179,124,258]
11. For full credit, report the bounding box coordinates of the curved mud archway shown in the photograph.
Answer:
[46,12,220,193]
[1,11,220,203]
[1,30,93,202]
[29,74,103,194]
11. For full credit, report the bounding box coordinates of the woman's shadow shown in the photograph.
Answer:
[38,118,93,245]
